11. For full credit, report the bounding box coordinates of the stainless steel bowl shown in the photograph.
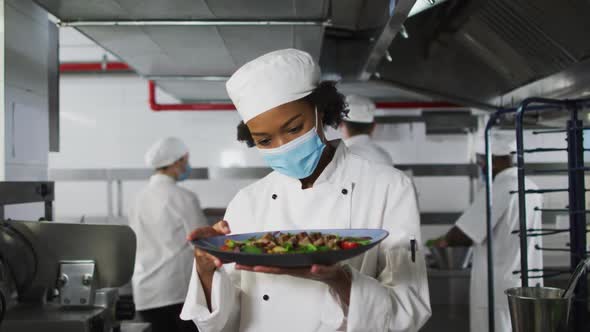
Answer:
[429,246,473,270]
[505,287,572,332]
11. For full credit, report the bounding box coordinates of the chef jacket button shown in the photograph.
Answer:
[341,189,348,195]
[263,294,270,301]
[272,194,277,200]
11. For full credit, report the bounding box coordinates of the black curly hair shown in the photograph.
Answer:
[236,81,348,147]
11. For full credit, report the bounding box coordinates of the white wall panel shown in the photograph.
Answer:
[53,182,110,218]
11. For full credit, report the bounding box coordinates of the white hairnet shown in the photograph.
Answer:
[145,137,188,168]
[474,131,516,156]
[226,49,320,123]
[344,95,376,123]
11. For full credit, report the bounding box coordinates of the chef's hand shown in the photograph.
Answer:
[235,264,352,305]
[187,220,231,278]
[186,220,231,313]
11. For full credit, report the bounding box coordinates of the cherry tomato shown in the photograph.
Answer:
[340,241,360,250]
[220,245,230,251]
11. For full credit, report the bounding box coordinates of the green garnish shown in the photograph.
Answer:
[243,245,263,254]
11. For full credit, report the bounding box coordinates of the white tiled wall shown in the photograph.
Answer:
[376,124,473,164]
[50,74,257,219]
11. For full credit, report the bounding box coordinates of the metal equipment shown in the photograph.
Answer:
[0,220,137,332]
[503,256,590,332]
[505,287,572,332]
[483,98,590,331]
[0,182,54,221]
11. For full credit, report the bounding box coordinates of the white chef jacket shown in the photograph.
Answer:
[129,173,208,311]
[344,134,394,166]
[181,141,431,332]
[456,167,543,332]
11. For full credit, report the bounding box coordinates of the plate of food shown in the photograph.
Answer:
[192,228,389,267]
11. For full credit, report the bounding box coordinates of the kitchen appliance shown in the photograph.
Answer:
[0,220,137,332]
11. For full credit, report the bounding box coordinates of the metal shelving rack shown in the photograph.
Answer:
[484,97,590,331]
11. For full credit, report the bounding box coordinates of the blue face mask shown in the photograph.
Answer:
[178,163,191,181]
[258,109,326,179]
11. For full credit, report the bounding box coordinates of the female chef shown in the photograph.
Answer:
[180,49,431,332]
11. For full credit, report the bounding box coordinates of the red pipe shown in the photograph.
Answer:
[148,80,236,111]
[59,62,132,72]
[60,62,461,111]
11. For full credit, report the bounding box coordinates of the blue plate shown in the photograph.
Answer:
[192,228,389,267]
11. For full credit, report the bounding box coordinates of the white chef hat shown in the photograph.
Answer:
[145,137,188,168]
[226,48,320,123]
[474,131,516,156]
[344,95,376,123]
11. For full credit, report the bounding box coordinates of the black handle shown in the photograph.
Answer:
[410,239,416,263]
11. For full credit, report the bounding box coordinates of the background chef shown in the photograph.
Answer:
[340,94,394,166]
[429,132,543,332]
[130,137,208,332]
